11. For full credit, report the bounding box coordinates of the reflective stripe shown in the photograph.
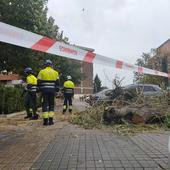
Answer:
[40,86,55,89]
[69,106,72,109]
[30,89,36,92]
[65,88,74,94]
[63,105,67,109]
[41,82,55,86]
[38,79,56,90]
[39,81,56,90]
[27,85,37,92]
[31,87,37,89]
[49,111,54,117]
[30,86,37,90]
[42,112,49,118]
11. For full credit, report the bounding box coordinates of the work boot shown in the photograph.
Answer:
[69,109,72,113]
[62,110,66,114]
[49,117,54,125]
[24,115,30,119]
[32,114,39,120]
[43,118,48,126]
[24,113,32,119]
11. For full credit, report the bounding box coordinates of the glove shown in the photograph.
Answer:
[55,87,59,92]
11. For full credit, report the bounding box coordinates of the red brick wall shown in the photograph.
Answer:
[157,40,170,85]
[158,40,170,73]
[74,87,93,94]
[82,62,93,91]
[73,61,93,94]
[159,40,170,55]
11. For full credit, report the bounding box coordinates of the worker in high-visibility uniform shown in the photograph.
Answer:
[23,67,38,120]
[62,75,75,114]
[37,60,59,125]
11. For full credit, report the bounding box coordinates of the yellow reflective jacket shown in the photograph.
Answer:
[26,74,37,92]
[63,80,75,94]
[64,80,75,88]
[37,67,59,91]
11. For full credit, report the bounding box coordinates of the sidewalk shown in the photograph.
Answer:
[30,124,168,170]
[0,100,169,170]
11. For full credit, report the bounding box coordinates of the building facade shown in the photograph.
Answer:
[74,61,93,95]
[158,39,170,55]
[149,39,170,86]
[73,45,94,95]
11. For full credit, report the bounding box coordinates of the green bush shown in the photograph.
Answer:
[0,85,24,114]
[164,113,170,128]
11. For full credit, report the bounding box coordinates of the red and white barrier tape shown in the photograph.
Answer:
[0,22,169,78]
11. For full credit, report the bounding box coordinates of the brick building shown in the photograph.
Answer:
[148,39,170,85]
[73,46,94,95]
[74,61,93,94]
[158,39,170,55]
[157,39,170,85]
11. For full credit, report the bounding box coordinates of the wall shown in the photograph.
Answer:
[74,61,93,94]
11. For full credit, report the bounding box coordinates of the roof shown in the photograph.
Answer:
[0,74,20,81]
[158,39,170,49]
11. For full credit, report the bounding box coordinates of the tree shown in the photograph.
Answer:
[134,52,152,83]
[94,74,102,93]
[0,0,58,74]
[100,86,108,91]
[0,0,82,85]
[50,57,83,85]
[134,49,166,88]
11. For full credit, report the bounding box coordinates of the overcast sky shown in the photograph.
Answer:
[47,0,170,87]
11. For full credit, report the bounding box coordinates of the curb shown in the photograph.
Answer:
[0,107,43,119]
[0,111,25,118]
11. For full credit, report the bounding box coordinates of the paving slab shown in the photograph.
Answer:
[30,124,169,170]
[0,100,169,170]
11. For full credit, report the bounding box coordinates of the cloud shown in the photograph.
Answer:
[47,0,170,86]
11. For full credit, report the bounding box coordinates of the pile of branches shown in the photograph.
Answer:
[70,104,105,129]
[103,91,170,124]
[103,78,169,124]
[70,95,169,132]
[71,77,170,130]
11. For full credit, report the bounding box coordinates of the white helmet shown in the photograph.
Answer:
[67,75,72,80]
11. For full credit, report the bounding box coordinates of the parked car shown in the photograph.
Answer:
[92,89,113,101]
[85,84,165,105]
[124,84,164,96]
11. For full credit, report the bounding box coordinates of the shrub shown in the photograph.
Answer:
[0,85,24,114]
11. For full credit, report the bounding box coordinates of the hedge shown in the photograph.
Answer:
[0,85,25,114]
